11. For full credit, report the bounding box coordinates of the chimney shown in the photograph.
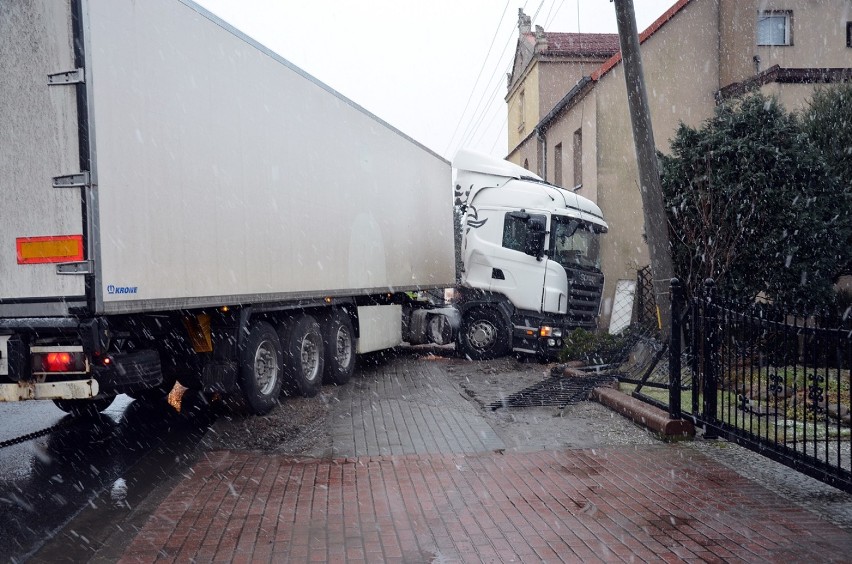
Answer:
[535,25,547,51]
[518,8,531,35]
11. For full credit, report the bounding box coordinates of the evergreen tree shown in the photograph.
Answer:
[801,84,852,279]
[660,93,843,306]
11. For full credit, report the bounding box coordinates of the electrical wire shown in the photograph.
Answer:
[443,0,512,156]
[447,1,533,157]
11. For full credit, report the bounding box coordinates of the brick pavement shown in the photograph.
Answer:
[120,447,852,563]
[328,358,504,457]
[118,356,852,563]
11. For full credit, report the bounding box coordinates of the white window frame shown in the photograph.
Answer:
[757,11,792,46]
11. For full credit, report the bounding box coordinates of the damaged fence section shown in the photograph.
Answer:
[671,278,852,493]
[488,373,616,411]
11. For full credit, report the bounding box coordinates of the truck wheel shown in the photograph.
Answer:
[279,315,324,397]
[321,310,356,385]
[238,321,283,415]
[458,307,510,360]
[53,396,116,417]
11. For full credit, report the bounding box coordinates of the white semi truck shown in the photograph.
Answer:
[0,0,607,416]
[407,150,608,361]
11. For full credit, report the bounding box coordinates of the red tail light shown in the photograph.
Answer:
[32,349,88,374]
[45,352,73,372]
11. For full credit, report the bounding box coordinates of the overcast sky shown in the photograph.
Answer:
[193,0,675,160]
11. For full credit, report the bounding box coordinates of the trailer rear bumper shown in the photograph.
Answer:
[0,378,99,402]
[0,347,162,401]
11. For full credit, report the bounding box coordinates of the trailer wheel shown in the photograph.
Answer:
[279,315,324,397]
[53,396,116,417]
[458,307,510,360]
[321,310,356,385]
[238,321,283,415]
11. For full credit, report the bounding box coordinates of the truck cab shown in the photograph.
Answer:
[451,150,608,359]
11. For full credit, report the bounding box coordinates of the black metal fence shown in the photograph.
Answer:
[669,279,852,493]
[635,265,658,331]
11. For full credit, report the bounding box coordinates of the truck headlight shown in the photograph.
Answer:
[539,326,563,338]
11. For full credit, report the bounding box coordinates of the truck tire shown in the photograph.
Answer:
[321,310,356,386]
[458,307,510,360]
[279,315,324,398]
[53,396,116,417]
[238,321,283,415]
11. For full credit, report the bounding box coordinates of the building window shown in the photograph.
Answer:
[847,22,852,47]
[518,90,525,132]
[572,128,583,190]
[757,11,792,46]
[554,143,563,187]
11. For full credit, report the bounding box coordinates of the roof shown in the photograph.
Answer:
[524,32,620,58]
[591,0,692,81]
[717,65,852,101]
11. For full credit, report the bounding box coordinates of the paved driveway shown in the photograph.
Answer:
[54,351,852,562]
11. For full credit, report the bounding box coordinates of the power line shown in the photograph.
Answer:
[443,0,512,156]
[451,17,522,155]
[455,0,566,157]
[447,1,533,157]
[456,57,512,152]
[545,0,568,29]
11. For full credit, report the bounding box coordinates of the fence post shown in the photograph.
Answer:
[669,278,682,419]
[702,279,719,438]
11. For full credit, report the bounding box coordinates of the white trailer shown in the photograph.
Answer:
[0,0,454,415]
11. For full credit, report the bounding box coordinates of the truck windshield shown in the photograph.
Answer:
[549,216,601,271]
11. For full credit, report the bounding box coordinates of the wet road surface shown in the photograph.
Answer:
[0,393,215,562]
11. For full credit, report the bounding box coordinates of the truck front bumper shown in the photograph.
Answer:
[512,324,566,358]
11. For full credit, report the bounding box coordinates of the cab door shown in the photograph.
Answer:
[483,211,548,313]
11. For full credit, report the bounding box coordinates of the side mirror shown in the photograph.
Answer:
[526,217,547,260]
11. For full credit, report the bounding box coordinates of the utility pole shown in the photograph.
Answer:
[612,0,674,340]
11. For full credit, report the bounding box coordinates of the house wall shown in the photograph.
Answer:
[538,60,605,118]
[544,93,598,202]
[507,63,540,150]
[593,0,721,328]
[721,0,852,86]
[759,82,825,111]
[506,133,539,175]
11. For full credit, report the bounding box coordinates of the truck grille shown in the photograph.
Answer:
[566,269,604,323]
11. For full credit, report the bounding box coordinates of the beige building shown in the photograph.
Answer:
[506,0,852,328]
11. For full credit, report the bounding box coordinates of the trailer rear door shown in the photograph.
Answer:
[0,1,88,317]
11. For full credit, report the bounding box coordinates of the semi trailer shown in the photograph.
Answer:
[0,0,455,416]
[0,0,608,417]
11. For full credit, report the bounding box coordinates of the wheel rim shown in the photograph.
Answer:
[467,319,497,351]
[254,339,279,395]
[334,326,353,368]
[300,332,322,382]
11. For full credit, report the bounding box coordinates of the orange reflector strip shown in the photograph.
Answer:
[16,235,84,264]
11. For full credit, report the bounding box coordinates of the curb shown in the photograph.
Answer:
[591,386,695,440]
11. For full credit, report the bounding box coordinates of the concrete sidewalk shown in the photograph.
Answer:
[114,355,852,563]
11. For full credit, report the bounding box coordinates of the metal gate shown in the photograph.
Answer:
[669,279,852,493]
